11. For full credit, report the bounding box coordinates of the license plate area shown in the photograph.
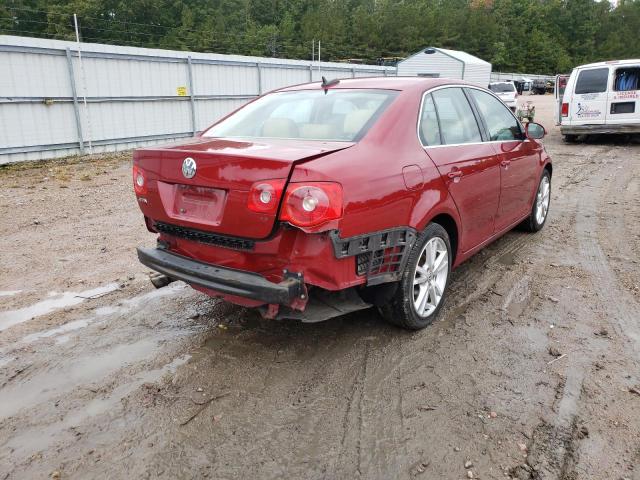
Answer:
[158,182,227,226]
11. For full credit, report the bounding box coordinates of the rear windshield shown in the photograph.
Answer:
[203,89,397,142]
[488,83,515,93]
[575,68,609,94]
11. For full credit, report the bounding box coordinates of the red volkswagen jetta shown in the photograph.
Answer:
[133,77,551,329]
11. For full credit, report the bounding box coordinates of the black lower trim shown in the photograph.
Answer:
[330,227,417,285]
[561,124,640,135]
[155,222,255,251]
[137,247,303,305]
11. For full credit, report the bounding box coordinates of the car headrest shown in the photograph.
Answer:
[261,118,298,138]
[344,109,375,136]
[299,123,338,139]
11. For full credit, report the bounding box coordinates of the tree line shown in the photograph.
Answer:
[2,0,639,75]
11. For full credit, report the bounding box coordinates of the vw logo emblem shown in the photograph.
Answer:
[182,157,196,179]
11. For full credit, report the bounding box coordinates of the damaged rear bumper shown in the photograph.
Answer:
[137,247,305,305]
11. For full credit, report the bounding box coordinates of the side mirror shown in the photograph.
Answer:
[525,122,546,140]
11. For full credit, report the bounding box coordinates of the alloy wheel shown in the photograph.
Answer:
[412,237,449,317]
[536,175,550,225]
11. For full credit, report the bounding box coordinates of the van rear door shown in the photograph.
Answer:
[606,65,640,125]
[554,74,569,125]
[567,67,609,125]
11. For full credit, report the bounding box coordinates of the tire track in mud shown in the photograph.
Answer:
[332,340,368,478]
[518,142,640,480]
[330,336,411,479]
[575,150,640,356]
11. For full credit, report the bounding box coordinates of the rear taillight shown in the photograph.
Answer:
[247,179,286,214]
[132,165,147,195]
[561,102,569,117]
[280,182,343,228]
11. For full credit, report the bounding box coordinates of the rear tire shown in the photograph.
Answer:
[563,134,578,143]
[380,223,452,330]
[521,169,551,232]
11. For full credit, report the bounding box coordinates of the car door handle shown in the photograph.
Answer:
[447,170,463,179]
[500,159,511,167]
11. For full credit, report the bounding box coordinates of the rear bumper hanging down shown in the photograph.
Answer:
[137,247,304,305]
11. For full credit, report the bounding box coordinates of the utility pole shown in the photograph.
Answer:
[74,14,93,154]
[312,39,314,63]
[318,40,321,72]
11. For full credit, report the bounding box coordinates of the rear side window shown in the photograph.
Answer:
[614,67,640,91]
[431,88,482,145]
[574,68,609,94]
[419,94,442,146]
[468,89,523,141]
[489,83,515,93]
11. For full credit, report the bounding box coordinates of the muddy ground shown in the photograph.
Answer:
[1,94,639,480]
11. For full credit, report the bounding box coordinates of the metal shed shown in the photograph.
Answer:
[396,47,491,86]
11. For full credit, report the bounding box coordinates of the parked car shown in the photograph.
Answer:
[133,78,552,330]
[560,59,640,142]
[531,79,548,95]
[488,81,518,111]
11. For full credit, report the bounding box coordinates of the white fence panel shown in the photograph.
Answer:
[0,35,395,164]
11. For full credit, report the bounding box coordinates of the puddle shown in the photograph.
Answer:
[0,290,22,297]
[498,250,518,266]
[501,276,531,320]
[55,335,71,344]
[0,283,196,420]
[0,355,14,368]
[0,338,160,420]
[94,282,186,317]
[0,283,119,332]
[12,283,187,346]
[66,354,191,425]
[4,354,192,460]
[22,319,90,344]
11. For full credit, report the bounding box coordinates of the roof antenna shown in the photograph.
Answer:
[321,76,340,92]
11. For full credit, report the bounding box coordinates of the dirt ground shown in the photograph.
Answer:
[1,94,640,480]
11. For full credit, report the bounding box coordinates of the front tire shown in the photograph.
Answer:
[521,169,551,232]
[380,223,452,330]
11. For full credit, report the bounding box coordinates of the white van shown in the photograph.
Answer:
[560,59,640,141]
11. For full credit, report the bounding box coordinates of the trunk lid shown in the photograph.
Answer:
[134,137,353,239]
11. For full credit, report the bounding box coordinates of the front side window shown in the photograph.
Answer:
[203,89,397,142]
[468,89,523,141]
[431,88,482,145]
[418,93,442,146]
[575,68,609,94]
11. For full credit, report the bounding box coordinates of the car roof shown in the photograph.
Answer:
[489,81,514,84]
[575,59,640,69]
[277,76,480,93]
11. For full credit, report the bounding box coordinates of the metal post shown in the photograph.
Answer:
[351,67,356,79]
[65,48,85,154]
[256,62,263,95]
[309,64,313,82]
[74,13,92,154]
[187,56,197,135]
